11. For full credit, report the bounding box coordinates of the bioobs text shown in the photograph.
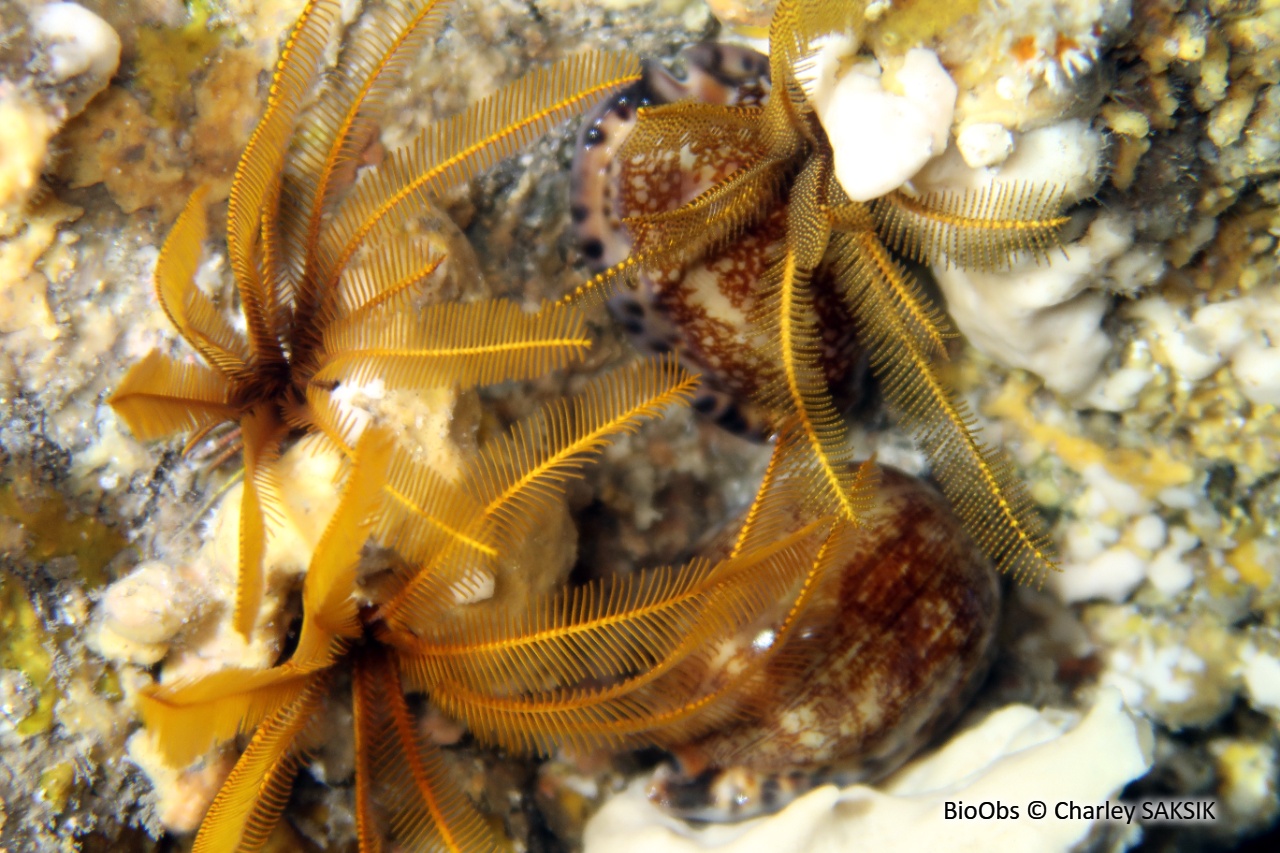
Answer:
[943,801,1019,820]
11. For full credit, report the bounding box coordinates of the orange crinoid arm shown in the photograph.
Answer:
[111,0,643,643]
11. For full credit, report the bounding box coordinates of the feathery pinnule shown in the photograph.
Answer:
[322,50,643,289]
[871,182,1070,271]
[749,156,874,526]
[287,0,452,338]
[232,407,286,637]
[372,650,506,853]
[314,299,591,390]
[331,242,446,323]
[191,675,331,853]
[153,185,251,376]
[377,447,495,566]
[463,356,699,549]
[559,108,789,312]
[350,648,387,853]
[108,351,236,442]
[828,200,958,357]
[829,230,1057,585]
[225,0,337,370]
[377,355,699,633]
[139,662,332,770]
[763,0,864,143]
[418,521,837,756]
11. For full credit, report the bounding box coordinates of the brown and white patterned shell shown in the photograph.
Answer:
[650,466,1001,821]
[570,44,866,438]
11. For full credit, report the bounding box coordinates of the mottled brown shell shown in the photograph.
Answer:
[652,466,1000,820]
[571,44,866,437]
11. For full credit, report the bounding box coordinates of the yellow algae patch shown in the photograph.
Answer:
[58,33,265,218]
[1211,739,1280,829]
[0,480,126,589]
[0,574,55,737]
[134,9,229,128]
[37,762,76,813]
[987,377,1196,497]
[1180,368,1280,476]
[870,0,982,50]
[1226,538,1273,591]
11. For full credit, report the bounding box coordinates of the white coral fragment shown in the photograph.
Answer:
[913,120,1166,401]
[815,49,957,201]
[1230,339,1280,407]
[1239,642,1280,716]
[28,3,121,115]
[955,121,1013,168]
[915,118,1105,208]
[30,3,120,83]
[584,689,1152,853]
[1132,284,1280,405]
[933,214,1127,399]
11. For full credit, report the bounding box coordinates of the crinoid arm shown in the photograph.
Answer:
[829,230,1059,585]
[138,661,334,771]
[233,407,288,639]
[462,355,698,555]
[322,50,642,289]
[729,426,878,560]
[296,382,367,456]
[377,355,699,633]
[377,445,493,567]
[559,124,790,312]
[750,155,874,526]
[149,185,251,379]
[829,200,957,358]
[676,515,856,759]
[396,516,828,696]
[869,182,1069,271]
[620,154,790,267]
[615,100,782,254]
[191,674,331,853]
[286,0,451,330]
[108,351,237,443]
[350,648,387,853]
[403,518,843,758]
[297,427,395,648]
[139,427,395,768]
[396,558,727,700]
[312,299,591,391]
[224,0,341,368]
[359,647,508,853]
[330,243,447,326]
[768,0,864,90]
[763,0,864,148]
